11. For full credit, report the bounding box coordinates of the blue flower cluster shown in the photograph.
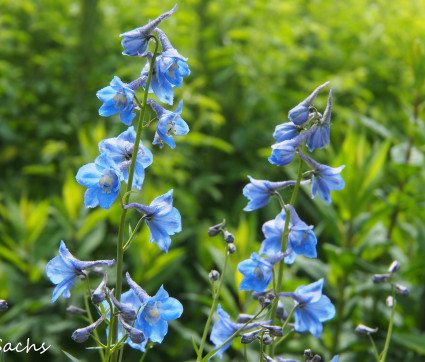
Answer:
[46,5,187,354]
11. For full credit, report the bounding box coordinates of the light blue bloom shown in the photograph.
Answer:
[96,76,136,125]
[46,241,114,303]
[148,99,189,149]
[284,205,317,264]
[126,273,183,344]
[155,28,190,88]
[288,82,329,125]
[259,210,286,256]
[243,177,310,212]
[210,304,269,359]
[273,122,300,143]
[269,125,317,166]
[98,126,153,189]
[120,5,177,56]
[238,252,285,292]
[298,153,345,204]
[285,279,335,338]
[123,190,182,253]
[76,153,121,209]
[307,89,333,152]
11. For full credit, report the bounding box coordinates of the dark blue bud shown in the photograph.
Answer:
[91,273,108,304]
[208,221,224,236]
[71,315,104,343]
[355,324,378,335]
[372,274,390,284]
[394,283,409,296]
[0,300,8,310]
[262,325,283,337]
[224,230,235,243]
[66,305,86,314]
[227,243,236,254]
[240,329,262,344]
[108,289,137,321]
[388,260,401,274]
[209,270,220,281]
[236,313,255,323]
[118,315,145,344]
[262,334,273,345]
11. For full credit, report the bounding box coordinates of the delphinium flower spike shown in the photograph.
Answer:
[46,241,115,302]
[307,88,333,152]
[120,4,178,56]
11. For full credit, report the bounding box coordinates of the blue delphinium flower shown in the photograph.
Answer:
[120,5,177,56]
[243,177,310,212]
[147,99,189,149]
[46,241,114,303]
[155,28,190,88]
[288,82,329,125]
[126,273,183,344]
[76,153,121,209]
[269,125,317,166]
[284,205,317,264]
[279,279,335,338]
[98,126,153,189]
[259,210,286,256]
[123,190,182,253]
[96,76,137,125]
[238,252,286,292]
[307,89,333,152]
[273,122,300,143]
[210,304,270,359]
[298,153,345,204]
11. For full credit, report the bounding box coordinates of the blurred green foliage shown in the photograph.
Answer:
[1,0,425,361]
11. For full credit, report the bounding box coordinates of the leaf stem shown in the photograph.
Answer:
[379,286,396,362]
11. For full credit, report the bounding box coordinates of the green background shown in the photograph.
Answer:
[1,0,425,361]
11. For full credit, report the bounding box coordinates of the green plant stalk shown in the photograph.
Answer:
[270,156,304,357]
[110,35,159,362]
[259,330,265,362]
[139,342,153,362]
[123,216,146,251]
[202,307,266,362]
[379,286,396,362]
[272,305,296,349]
[368,334,380,361]
[197,250,230,360]
[84,279,104,361]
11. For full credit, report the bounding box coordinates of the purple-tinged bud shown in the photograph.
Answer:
[237,313,255,323]
[263,334,274,345]
[394,283,409,296]
[276,300,288,321]
[91,273,108,304]
[118,315,145,344]
[304,349,314,360]
[372,274,390,284]
[208,220,225,237]
[388,261,401,274]
[241,329,262,344]
[66,305,86,315]
[262,325,283,337]
[71,315,104,343]
[386,296,395,307]
[209,270,220,282]
[227,243,236,254]
[311,356,322,362]
[252,289,272,300]
[355,324,378,335]
[107,289,137,321]
[0,300,8,310]
[224,230,235,243]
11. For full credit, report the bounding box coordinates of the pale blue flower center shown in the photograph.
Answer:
[254,266,264,281]
[145,301,162,325]
[113,91,127,108]
[99,169,116,194]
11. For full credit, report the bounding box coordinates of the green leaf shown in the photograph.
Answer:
[392,332,425,355]
[192,336,201,358]
[63,350,81,362]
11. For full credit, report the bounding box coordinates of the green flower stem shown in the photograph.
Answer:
[201,307,266,362]
[197,249,230,360]
[123,216,146,251]
[84,279,105,361]
[368,334,380,361]
[379,286,396,362]
[271,305,296,350]
[139,342,153,362]
[244,344,248,362]
[259,330,265,362]
[270,156,304,357]
[104,298,115,361]
[110,35,159,362]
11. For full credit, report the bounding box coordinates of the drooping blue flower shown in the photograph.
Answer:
[98,126,153,189]
[243,177,310,212]
[259,210,286,256]
[126,273,183,344]
[96,76,137,125]
[278,279,335,338]
[120,5,177,56]
[210,304,270,359]
[273,122,300,143]
[284,205,317,264]
[307,89,333,152]
[269,125,317,166]
[147,99,189,149]
[123,190,182,253]
[46,241,114,303]
[238,252,286,292]
[288,82,330,125]
[76,153,121,209]
[298,153,345,204]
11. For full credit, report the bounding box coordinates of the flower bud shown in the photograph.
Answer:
[227,243,236,254]
[372,274,390,284]
[394,283,409,296]
[91,273,108,304]
[386,296,395,307]
[0,300,8,310]
[66,305,86,314]
[237,313,255,323]
[224,230,235,243]
[388,260,401,274]
[276,300,288,321]
[262,334,273,345]
[209,270,220,282]
[241,329,261,344]
[208,221,225,237]
[304,349,314,360]
[311,356,322,362]
[262,325,283,337]
[354,324,378,335]
[118,315,145,344]
[108,289,137,321]
[71,315,104,343]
